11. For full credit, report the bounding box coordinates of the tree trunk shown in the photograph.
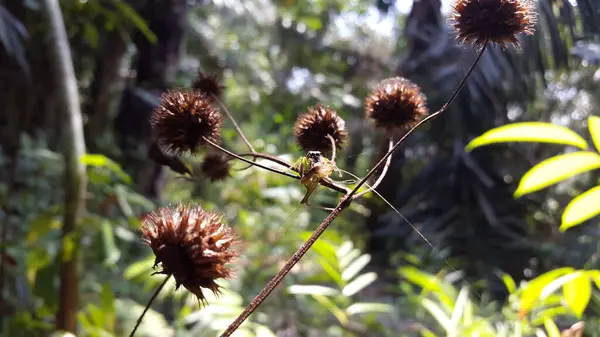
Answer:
[40,0,87,332]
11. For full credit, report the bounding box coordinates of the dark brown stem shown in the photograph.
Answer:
[212,94,256,153]
[219,197,352,337]
[203,138,299,179]
[348,41,488,199]
[129,275,171,337]
[218,41,488,337]
[353,139,394,199]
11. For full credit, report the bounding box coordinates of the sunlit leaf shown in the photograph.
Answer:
[450,286,470,331]
[560,185,600,231]
[342,272,377,296]
[311,294,348,326]
[287,285,339,296]
[544,318,561,337]
[531,307,570,326]
[563,272,591,318]
[514,152,600,197]
[80,153,132,184]
[589,116,600,152]
[500,273,517,294]
[466,122,589,151]
[101,220,121,266]
[341,254,371,281]
[346,302,394,316]
[421,298,451,332]
[111,0,157,43]
[518,267,575,318]
[317,257,343,286]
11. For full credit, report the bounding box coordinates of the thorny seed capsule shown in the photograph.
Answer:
[293,104,347,156]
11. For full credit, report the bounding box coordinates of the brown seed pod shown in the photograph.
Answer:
[150,90,222,156]
[141,204,238,303]
[364,77,428,137]
[293,104,347,156]
[192,72,224,100]
[201,152,231,182]
[450,0,537,49]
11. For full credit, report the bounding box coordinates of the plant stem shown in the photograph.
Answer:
[353,139,394,199]
[213,94,256,153]
[348,41,488,199]
[129,275,171,337]
[219,197,352,337]
[42,0,88,332]
[219,40,488,337]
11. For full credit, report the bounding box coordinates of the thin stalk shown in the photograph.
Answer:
[353,139,394,199]
[129,275,171,337]
[212,94,256,153]
[218,40,488,337]
[348,41,488,199]
[219,197,352,337]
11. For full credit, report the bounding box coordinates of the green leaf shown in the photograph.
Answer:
[563,272,591,318]
[450,286,470,331]
[311,294,348,326]
[80,154,132,184]
[500,273,517,294]
[518,267,575,317]
[342,272,377,297]
[466,122,589,151]
[421,298,451,332]
[341,254,371,282]
[514,152,600,197]
[346,302,394,316]
[317,257,343,286]
[101,221,121,266]
[589,116,600,152]
[560,185,600,231]
[111,0,157,43]
[543,318,561,337]
[287,285,340,296]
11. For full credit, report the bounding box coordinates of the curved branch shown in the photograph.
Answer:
[353,139,394,199]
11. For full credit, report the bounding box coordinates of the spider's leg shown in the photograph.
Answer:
[300,182,318,204]
[303,202,335,212]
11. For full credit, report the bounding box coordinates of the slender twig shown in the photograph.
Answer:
[218,197,352,337]
[218,41,488,337]
[212,94,256,153]
[236,152,293,169]
[327,134,336,163]
[353,139,394,199]
[348,41,488,199]
[129,275,171,337]
[203,138,299,179]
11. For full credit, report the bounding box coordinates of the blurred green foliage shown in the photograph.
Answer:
[1,0,600,337]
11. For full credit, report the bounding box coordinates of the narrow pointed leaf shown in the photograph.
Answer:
[544,318,561,337]
[514,152,600,197]
[341,254,371,281]
[563,272,591,318]
[466,122,588,151]
[561,185,600,231]
[342,272,377,297]
[421,298,452,332]
[589,116,600,152]
[346,302,394,315]
[287,285,339,296]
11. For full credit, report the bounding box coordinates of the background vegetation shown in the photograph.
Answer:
[1,0,600,336]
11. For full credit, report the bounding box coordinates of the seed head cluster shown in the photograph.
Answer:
[450,0,537,49]
[293,104,347,156]
[201,152,231,182]
[192,71,224,100]
[365,77,428,137]
[150,90,222,156]
[141,204,238,303]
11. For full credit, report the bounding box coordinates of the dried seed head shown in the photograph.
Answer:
[365,77,428,137]
[192,72,224,100]
[150,90,222,156]
[293,104,347,156]
[141,204,238,303]
[201,152,231,181]
[450,0,537,49]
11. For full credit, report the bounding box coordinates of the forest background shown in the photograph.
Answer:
[1,0,600,336]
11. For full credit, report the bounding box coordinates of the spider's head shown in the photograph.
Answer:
[306,151,324,164]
